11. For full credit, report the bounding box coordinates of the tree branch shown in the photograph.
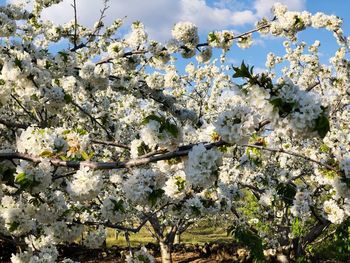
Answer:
[74,218,148,233]
[196,22,272,48]
[0,141,225,170]
[240,144,339,172]
[0,119,28,129]
[72,0,78,48]
[0,141,339,174]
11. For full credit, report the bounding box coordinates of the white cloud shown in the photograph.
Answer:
[7,0,306,41]
[231,10,256,25]
[254,0,306,17]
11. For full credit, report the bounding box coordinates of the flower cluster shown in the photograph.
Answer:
[66,166,103,201]
[323,200,345,224]
[123,168,167,206]
[15,159,53,193]
[185,144,222,189]
[140,117,181,151]
[0,196,34,236]
[273,78,325,136]
[172,21,199,49]
[290,190,312,220]
[0,13,16,37]
[163,170,188,200]
[127,21,148,48]
[214,105,258,144]
[0,1,349,261]
[17,127,90,159]
[83,226,106,249]
[207,30,234,51]
[101,196,126,223]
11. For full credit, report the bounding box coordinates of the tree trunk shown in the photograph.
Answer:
[292,237,303,260]
[174,232,181,244]
[160,241,172,263]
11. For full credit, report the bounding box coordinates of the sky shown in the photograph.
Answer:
[1,0,350,70]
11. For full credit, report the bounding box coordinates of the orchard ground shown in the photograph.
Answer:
[18,219,350,262]
[59,219,350,262]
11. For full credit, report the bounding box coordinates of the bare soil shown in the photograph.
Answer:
[56,242,251,263]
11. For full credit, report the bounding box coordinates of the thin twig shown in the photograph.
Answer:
[72,0,78,48]
[90,139,130,150]
[240,144,338,172]
[70,0,110,52]
[0,119,28,129]
[75,218,148,233]
[70,100,113,139]
[138,149,167,158]
[196,23,272,48]
[95,22,272,65]
[306,81,320,92]
[10,94,38,123]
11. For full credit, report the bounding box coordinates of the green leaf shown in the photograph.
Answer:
[246,147,262,166]
[64,94,72,103]
[58,51,69,63]
[163,121,179,138]
[81,151,90,161]
[277,183,296,206]
[30,94,39,102]
[137,142,151,156]
[269,97,295,117]
[137,255,151,263]
[62,130,71,135]
[269,97,283,108]
[9,221,20,232]
[165,157,181,165]
[110,199,126,213]
[14,57,22,69]
[148,189,165,207]
[75,128,88,135]
[59,155,69,161]
[233,61,254,79]
[207,32,217,43]
[190,205,201,216]
[314,114,330,138]
[142,114,164,125]
[232,61,253,79]
[45,60,52,69]
[291,218,305,237]
[320,143,330,153]
[39,150,54,158]
[15,172,27,184]
[294,16,305,30]
[143,114,179,138]
[174,176,186,191]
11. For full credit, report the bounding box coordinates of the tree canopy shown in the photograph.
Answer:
[0,1,350,262]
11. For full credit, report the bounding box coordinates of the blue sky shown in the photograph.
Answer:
[1,0,349,70]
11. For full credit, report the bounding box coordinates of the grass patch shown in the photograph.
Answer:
[106,218,232,247]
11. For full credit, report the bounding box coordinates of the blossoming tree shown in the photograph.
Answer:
[0,0,350,262]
